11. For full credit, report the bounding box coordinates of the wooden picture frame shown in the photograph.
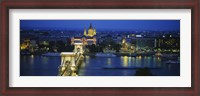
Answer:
[1,0,199,96]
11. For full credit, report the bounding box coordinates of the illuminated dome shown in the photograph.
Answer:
[84,24,96,37]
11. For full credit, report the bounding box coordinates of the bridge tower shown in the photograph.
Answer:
[59,52,77,76]
[74,42,84,54]
[58,43,84,76]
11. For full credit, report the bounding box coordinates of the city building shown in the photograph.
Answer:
[20,39,30,50]
[71,24,97,45]
[120,37,135,53]
[84,24,96,37]
[71,37,96,45]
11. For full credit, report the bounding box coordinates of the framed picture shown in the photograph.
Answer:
[1,0,199,96]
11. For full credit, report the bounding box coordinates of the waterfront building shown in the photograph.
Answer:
[120,37,134,53]
[134,38,155,50]
[71,37,96,45]
[155,37,180,49]
[20,39,30,50]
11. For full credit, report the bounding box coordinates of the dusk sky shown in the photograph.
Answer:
[20,20,180,31]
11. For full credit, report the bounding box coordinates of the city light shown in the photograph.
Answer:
[123,56,128,67]
[20,20,180,76]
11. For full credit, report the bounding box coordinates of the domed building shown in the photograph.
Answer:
[84,24,96,37]
[71,24,96,45]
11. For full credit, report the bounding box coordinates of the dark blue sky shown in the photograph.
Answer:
[20,20,180,31]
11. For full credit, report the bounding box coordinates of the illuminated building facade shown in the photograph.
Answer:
[134,38,155,50]
[20,39,30,50]
[71,37,96,45]
[71,24,97,45]
[120,37,135,53]
[84,24,96,37]
[155,38,180,49]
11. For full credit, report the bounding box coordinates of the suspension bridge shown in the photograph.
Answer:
[58,42,85,76]
[58,35,97,76]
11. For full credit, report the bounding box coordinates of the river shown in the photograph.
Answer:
[20,55,180,76]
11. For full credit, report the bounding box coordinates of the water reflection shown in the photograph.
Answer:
[135,56,142,67]
[30,55,34,65]
[20,55,61,76]
[85,56,90,64]
[107,58,112,66]
[20,55,180,76]
[42,56,48,65]
[78,55,179,76]
[122,56,128,67]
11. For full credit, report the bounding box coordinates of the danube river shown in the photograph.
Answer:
[20,55,180,76]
